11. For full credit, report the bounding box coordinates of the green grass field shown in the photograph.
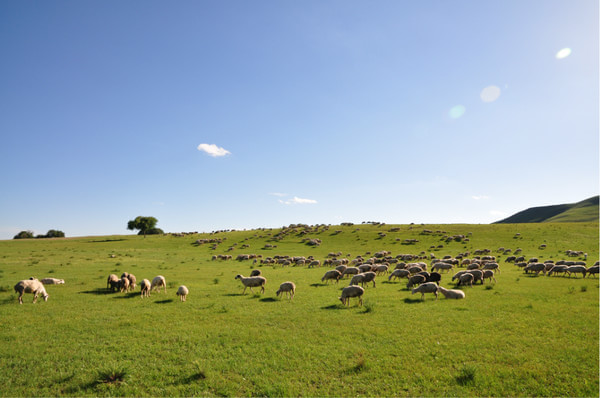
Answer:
[0,222,598,397]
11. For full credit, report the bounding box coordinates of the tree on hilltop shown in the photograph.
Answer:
[127,216,162,237]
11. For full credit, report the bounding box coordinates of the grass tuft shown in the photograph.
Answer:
[455,364,477,385]
[96,366,127,385]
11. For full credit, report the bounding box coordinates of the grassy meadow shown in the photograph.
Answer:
[0,222,598,397]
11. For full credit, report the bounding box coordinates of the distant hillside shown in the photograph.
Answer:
[494,196,599,224]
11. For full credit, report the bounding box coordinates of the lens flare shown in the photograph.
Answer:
[448,105,466,119]
[480,85,501,103]
[555,48,571,59]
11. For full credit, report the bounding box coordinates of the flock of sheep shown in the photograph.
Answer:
[13,245,598,306]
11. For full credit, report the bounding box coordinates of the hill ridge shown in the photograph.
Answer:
[494,195,599,224]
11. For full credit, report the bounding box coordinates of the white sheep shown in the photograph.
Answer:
[388,268,410,281]
[235,274,267,294]
[151,275,167,293]
[40,278,65,285]
[432,262,454,273]
[566,265,587,278]
[482,262,500,273]
[118,276,130,293]
[126,273,137,290]
[437,285,465,299]
[339,285,365,306]
[411,282,439,300]
[351,271,376,288]
[140,279,151,298]
[14,279,49,304]
[321,270,342,284]
[107,274,119,292]
[457,273,474,287]
[276,281,296,299]
[341,267,360,278]
[176,285,189,301]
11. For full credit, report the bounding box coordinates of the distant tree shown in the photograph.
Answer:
[127,216,159,237]
[13,230,34,239]
[45,230,65,238]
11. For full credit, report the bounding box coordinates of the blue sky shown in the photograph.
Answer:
[1,0,598,239]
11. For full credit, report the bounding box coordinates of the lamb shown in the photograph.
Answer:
[406,274,426,289]
[107,274,119,292]
[388,268,410,281]
[118,276,130,293]
[276,281,296,299]
[235,274,267,294]
[411,282,439,300]
[321,270,342,284]
[339,285,365,306]
[140,279,151,298]
[14,279,49,304]
[40,278,65,285]
[151,275,167,293]
[250,269,262,277]
[437,285,465,299]
[176,285,189,301]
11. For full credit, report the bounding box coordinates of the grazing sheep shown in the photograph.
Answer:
[40,278,65,285]
[350,271,376,288]
[176,285,189,301]
[374,264,389,275]
[524,263,547,276]
[411,282,439,300]
[457,273,474,287]
[585,265,599,278]
[432,262,454,273]
[426,272,442,285]
[407,274,426,289]
[388,268,411,281]
[341,267,360,278]
[276,281,296,299]
[482,270,497,283]
[451,270,470,282]
[235,274,267,294]
[140,279,151,298]
[566,265,587,278]
[437,285,465,299]
[118,276,130,293]
[482,262,500,273]
[358,264,373,273]
[250,269,262,277]
[151,275,167,293]
[467,269,484,285]
[308,260,321,268]
[126,273,136,290]
[339,285,365,306]
[321,270,342,284]
[335,264,348,274]
[547,265,568,277]
[107,274,119,291]
[14,279,49,304]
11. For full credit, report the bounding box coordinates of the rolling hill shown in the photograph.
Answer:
[494,195,599,224]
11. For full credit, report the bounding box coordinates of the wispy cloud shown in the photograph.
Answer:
[197,143,231,157]
[269,192,288,197]
[472,195,490,200]
[279,196,318,205]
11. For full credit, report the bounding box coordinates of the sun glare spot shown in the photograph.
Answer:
[480,86,501,103]
[555,48,571,59]
[448,105,466,119]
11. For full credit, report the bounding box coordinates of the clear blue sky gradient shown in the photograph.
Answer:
[1,0,598,239]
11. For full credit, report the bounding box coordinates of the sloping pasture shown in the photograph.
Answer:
[0,222,598,396]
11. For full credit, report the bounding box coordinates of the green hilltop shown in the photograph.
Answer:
[494,195,599,224]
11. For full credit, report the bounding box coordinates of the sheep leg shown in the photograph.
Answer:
[18,293,23,304]
[32,293,38,304]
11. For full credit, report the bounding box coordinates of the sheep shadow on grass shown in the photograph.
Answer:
[79,288,114,296]
[112,292,139,299]
[321,304,345,310]
[259,297,278,303]
[310,283,327,287]
[155,299,174,304]
[403,298,424,304]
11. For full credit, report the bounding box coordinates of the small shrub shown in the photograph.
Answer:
[580,285,587,293]
[567,286,575,294]
[455,364,477,385]
[213,278,220,285]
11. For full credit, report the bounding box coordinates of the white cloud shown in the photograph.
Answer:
[480,86,501,103]
[555,48,571,59]
[269,192,288,197]
[197,143,231,157]
[472,195,490,200]
[279,196,318,205]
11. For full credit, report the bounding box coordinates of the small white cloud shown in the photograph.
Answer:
[197,143,231,157]
[555,48,571,59]
[279,196,318,205]
[472,195,490,200]
[480,86,501,103]
[269,192,288,197]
